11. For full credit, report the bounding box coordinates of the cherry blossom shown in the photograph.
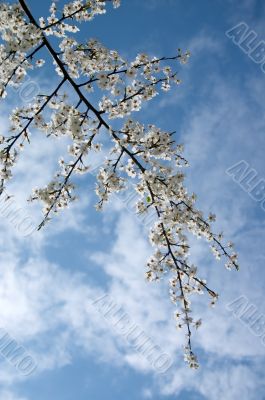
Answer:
[0,0,239,368]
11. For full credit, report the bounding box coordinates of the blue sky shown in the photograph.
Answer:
[0,0,265,399]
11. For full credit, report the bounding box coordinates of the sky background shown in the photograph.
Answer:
[0,0,265,399]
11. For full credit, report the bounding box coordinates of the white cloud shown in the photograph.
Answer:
[0,391,28,400]
[161,359,265,400]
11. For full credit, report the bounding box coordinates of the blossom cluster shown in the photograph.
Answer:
[0,0,239,368]
[39,1,120,37]
[0,3,43,99]
[58,37,188,119]
[93,119,238,366]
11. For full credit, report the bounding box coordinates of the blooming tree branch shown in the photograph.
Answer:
[0,0,239,368]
